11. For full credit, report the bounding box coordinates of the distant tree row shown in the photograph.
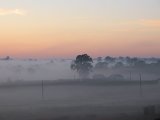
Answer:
[71,54,160,79]
[95,56,160,69]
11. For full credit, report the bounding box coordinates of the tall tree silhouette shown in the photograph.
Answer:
[71,54,93,79]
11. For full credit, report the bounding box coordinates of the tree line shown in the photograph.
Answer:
[71,54,160,79]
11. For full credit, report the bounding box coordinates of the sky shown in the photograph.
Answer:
[0,0,160,58]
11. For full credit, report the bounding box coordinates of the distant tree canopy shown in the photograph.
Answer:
[1,56,11,60]
[71,54,93,79]
[95,62,108,69]
[104,56,115,63]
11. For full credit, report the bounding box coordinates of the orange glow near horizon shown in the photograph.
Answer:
[0,21,160,58]
[0,1,160,58]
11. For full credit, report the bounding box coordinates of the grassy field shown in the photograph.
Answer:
[0,80,160,120]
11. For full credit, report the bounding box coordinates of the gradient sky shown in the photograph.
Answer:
[0,0,160,58]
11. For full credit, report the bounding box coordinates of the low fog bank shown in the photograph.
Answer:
[0,56,160,84]
[0,59,74,83]
[93,56,160,81]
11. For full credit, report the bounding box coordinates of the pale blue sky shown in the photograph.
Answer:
[1,0,160,19]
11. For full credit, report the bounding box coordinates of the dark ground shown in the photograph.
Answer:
[0,80,160,120]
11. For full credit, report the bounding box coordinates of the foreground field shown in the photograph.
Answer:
[0,81,160,120]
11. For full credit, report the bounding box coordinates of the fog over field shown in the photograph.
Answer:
[0,58,73,83]
[0,57,160,83]
[0,57,160,120]
[0,77,160,120]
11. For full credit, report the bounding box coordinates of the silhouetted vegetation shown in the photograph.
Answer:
[93,56,160,80]
[104,56,115,63]
[0,56,12,60]
[95,62,108,70]
[71,54,93,79]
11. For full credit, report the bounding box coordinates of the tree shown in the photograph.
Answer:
[104,56,115,63]
[95,62,108,69]
[71,54,93,79]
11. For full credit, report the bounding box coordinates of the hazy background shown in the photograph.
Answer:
[0,56,159,83]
